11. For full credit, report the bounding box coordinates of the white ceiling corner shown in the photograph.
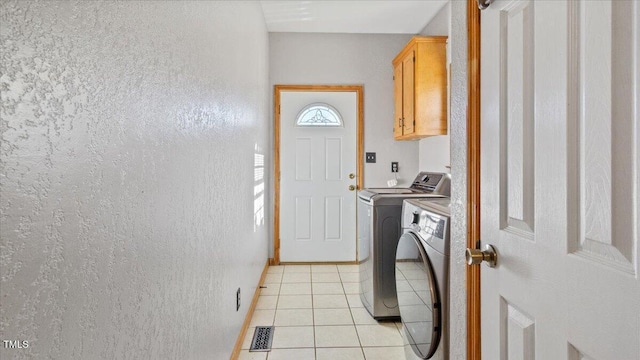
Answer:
[259,0,449,34]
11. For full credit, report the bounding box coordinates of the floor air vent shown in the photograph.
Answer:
[249,326,274,352]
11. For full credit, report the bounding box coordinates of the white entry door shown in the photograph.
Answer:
[280,90,358,262]
[481,0,639,359]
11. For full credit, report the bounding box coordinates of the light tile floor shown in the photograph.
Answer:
[238,264,406,360]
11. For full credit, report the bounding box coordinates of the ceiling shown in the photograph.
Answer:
[259,1,449,34]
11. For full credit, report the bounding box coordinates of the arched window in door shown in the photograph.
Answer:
[295,103,343,127]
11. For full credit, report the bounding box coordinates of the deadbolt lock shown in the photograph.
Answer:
[348,185,356,191]
[349,173,355,179]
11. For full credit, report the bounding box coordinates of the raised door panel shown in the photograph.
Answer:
[564,1,639,358]
[324,197,342,241]
[500,0,535,238]
[402,51,415,136]
[415,41,447,136]
[567,0,637,274]
[295,197,312,241]
[502,300,535,360]
[394,62,404,138]
[295,138,312,181]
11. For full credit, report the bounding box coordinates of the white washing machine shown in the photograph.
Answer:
[395,198,450,360]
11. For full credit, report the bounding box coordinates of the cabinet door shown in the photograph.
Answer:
[402,51,415,135]
[393,61,404,138]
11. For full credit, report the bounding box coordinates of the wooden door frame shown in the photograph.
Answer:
[272,85,364,265]
[467,0,482,359]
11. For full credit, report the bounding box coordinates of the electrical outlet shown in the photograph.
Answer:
[391,162,399,173]
[236,288,241,311]
[366,152,376,163]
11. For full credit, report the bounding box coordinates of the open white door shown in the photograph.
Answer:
[480,0,639,359]
[279,90,358,262]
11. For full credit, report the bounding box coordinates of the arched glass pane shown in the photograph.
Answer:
[296,103,343,127]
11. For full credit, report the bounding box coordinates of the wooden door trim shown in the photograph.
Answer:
[467,0,482,359]
[272,85,364,265]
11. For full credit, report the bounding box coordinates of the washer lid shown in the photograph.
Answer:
[357,188,421,202]
[363,188,419,194]
[358,171,451,201]
[395,232,441,359]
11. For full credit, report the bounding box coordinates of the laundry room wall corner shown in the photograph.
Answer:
[447,1,470,359]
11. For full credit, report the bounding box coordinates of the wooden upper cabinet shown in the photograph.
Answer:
[392,36,448,140]
[393,61,404,138]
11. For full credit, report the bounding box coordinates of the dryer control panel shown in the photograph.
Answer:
[402,199,451,256]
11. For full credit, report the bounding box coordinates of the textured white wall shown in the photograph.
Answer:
[419,1,452,174]
[0,1,269,359]
[448,1,469,359]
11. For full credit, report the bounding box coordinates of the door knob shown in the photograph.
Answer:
[465,244,498,268]
[349,185,356,191]
[349,173,355,179]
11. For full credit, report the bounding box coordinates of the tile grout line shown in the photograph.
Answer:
[268,271,281,357]
[311,267,317,360]
[343,276,367,359]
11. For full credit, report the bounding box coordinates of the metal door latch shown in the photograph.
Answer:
[465,244,498,267]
